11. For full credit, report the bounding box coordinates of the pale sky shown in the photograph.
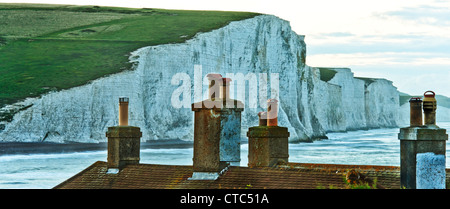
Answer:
[2,0,450,97]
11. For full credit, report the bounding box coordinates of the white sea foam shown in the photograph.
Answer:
[0,150,106,162]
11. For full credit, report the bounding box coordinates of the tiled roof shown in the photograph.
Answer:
[53,161,411,189]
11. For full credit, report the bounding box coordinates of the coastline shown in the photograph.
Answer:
[0,139,193,156]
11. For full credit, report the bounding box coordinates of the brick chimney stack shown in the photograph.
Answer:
[247,99,289,167]
[106,97,142,172]
[190,74,243,180]
[398,91,448,189]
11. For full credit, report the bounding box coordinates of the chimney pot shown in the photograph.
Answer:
[220,77,232,100]
[207,74,222,101]
[423,91,437,126]
[409,97,423,127]
[267,99,278,126]
[119,97,129,126]
[258,112,267,126]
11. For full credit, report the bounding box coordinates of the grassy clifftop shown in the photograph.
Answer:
[0,3,259,109]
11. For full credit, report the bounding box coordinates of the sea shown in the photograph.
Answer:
[0,122,449,189]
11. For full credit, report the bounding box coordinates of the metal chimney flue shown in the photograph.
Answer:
[409,97,423,127]
[423,91,437,126]
[119,97,129,126]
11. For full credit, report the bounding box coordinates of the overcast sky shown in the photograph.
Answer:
[2,0,449,97]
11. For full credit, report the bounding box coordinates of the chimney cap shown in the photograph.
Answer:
[409,97,422,102]
[119,97,129,102]
[267,99,278,103]
[206,74,222,80]
[424,90,435,98]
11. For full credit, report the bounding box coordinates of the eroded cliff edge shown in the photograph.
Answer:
[0,15,399,143]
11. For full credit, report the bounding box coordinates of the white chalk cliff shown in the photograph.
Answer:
[313,68,399,132]
[0,15,400,143]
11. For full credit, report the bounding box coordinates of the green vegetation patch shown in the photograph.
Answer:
[436,95,450,109]
[0,36,6,45]
[0,3,259,110]
[0,39,140,105]
[0,9,130,38]
[317,68,337,82]
[399,92,413,106]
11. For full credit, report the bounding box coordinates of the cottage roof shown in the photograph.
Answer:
[54,161,412,189]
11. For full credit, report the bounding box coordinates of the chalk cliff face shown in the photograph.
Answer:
[309,68,399,133]
[0,15,400,143]
[363,78,399,129]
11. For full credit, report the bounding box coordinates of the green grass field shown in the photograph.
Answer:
[0,3,259,112]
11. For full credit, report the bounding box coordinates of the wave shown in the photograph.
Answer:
[0,150,106,162]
